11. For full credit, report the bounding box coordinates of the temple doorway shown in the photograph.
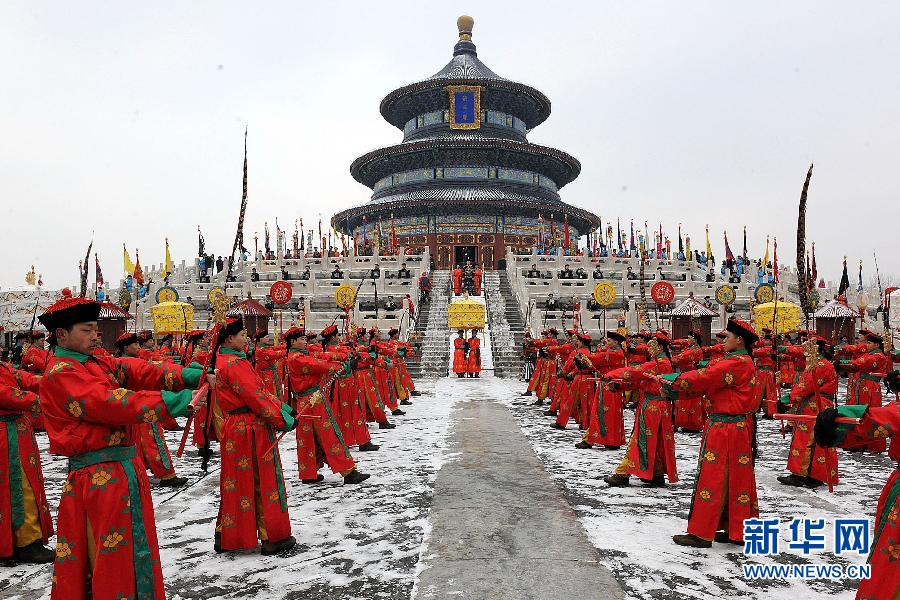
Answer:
[454,245,477,267]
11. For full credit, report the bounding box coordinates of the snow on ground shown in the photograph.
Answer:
[1,377,462,600]
[498,379,891,600]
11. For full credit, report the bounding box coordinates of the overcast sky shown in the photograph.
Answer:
[2,1,898,290]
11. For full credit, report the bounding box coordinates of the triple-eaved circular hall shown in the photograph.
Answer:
[332,16,600,270]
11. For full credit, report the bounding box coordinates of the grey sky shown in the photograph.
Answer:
[2,1,898,289]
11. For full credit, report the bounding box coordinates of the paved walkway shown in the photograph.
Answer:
[414,379,624,600]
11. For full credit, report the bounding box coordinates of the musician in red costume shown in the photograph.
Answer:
[136,330,166,362]
[37,291,203,599]
[213,317,297,555]
[466,329,482,377]
[815,384,899,600]
[662,318,759,548]
[284,328,370,484]
[778,337,839,489]
[473,265,483,296]
[603,330,678,488]
[453,329,468,378]
[0,361,53,563]
[577,331,626,450]
[837,331,890,453]
[672,330,706,432]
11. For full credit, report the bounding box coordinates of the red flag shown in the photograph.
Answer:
[563,214,570,250]
[134,249,144,286]
[724,231,734,261]
[549,214,556,248]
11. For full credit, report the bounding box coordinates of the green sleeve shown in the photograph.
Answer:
[279,403,296,432]
[837,405,868,419]
[161,389,193,418]
[180,367,203,389]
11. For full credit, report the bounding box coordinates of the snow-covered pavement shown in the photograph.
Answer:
[2,376,892,599]
[2,378,462,600]
[498,379,891,600]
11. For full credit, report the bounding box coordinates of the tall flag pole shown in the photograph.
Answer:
[123,243,135,276]
[705,225,712,260]
[724,230,734,262]
[163,238,174,279]
[837,256,850,297]
[226,127,249,280]
[629,220,635,252]
[617,218,623,252]
[678,223,683,254]
[563,214,570,252]
[857,259,864,293]
[811,241,818,284]
[79,239,93,298]
[95,253,104,299]
[773,238,779,284]
[538,214,544,248]
[742,225,748,262]
[134,249,145,286]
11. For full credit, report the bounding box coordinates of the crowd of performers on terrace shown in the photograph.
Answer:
[522,322,900,598]
[0,289,421,598]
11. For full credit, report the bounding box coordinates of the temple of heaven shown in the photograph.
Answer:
[332,15,600,270]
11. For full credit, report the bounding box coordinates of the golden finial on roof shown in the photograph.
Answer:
[457,15,474,41]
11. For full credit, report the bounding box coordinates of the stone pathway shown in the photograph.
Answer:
[414,378,624,600]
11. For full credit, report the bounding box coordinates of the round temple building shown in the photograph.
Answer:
[332,16,600,270]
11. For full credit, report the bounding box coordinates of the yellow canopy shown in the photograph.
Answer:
[448,298,485,330]
[752,300,801,335]
[149,301,195,335]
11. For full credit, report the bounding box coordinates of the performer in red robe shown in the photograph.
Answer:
[815,392,899,599]
[213,317,297,555]
[664,318,759,547]
[473,266,483,296]
[530,329,560,405]
[324,326,378,451]
[466,330,482,377]
[546,331,578,416]
[115,332,188,487]
[37,292,202,599]
[453,330,468,378]
[19,331,50,374]
[672,331,706,432]
[284,329,370,484]
[778,337,839,489]
[835,339,867,405]
[0,361,53,563]
[603,330,678,487]
[356,338,394,428]
[752,329,778,417]
[452,266,463,295]
[553,333,593,429]
[837,331,890,453]
[254,333,287,402]
[387,328,419,398]
[577,331,626,449]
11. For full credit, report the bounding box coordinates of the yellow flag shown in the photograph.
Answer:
[705,224,712,259]
[123,244,135,275]
[163,238,174,278]
[763,236,770,266]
